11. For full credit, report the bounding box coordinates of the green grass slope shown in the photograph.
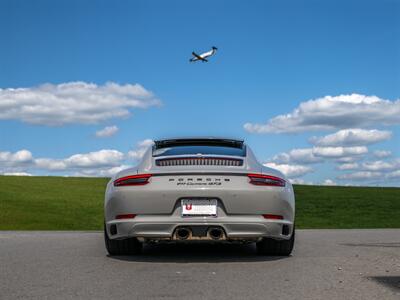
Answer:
[0,176,108,230]
[294,184,400,228]
[0,175,399,230]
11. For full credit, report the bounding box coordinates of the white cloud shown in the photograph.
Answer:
[0,139,153,177]
[270,145,368,175]
[64,150,124,168]
[2,172,32,176]
[138,139,154,148]
[289,178,313,185]
[0,81,161,126]
[337,163,359,170]
[263,162,313,178]
[322,179,337,186]
[312,146,368,158]
[387,170,400,178]
[127,139,154,160]
[338,171,383,181]
[373,150,391,158]
[95,125,119,138]
[0,150,33,166]
[310,129,391,147]
[35,158,67,171]
[73,165,130,177]
[34,149,124,171]
[272,148,323,164]
[0,150,34,175]
[244,94,400,134]
[335,156,363,163]
[361,159,400,172]
[335,158,400,183]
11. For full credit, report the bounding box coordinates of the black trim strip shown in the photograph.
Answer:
[155,157,244,167]
[156,156,243,161]
[154,138,244,149]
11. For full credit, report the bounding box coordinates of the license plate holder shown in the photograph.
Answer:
[181,199,217,217]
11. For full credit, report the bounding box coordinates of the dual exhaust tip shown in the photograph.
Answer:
[175,227,224,240]
[175,228,191,240]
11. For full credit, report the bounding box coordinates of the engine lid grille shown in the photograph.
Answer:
[155,157,243,167]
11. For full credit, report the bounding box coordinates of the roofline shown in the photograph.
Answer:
[154,136,244,144]
[154,137,245,149]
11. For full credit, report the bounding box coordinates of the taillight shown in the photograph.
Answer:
[248,173,285,187]
[116,214,136,219]
[114,174,152,186]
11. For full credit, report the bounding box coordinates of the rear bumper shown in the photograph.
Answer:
[106,215,294,241]
[105,173,295,241]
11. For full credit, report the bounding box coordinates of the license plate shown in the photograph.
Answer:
[181,199,217,216]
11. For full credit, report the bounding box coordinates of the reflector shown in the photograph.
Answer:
[115,214,136,219]
[263,214,284,220]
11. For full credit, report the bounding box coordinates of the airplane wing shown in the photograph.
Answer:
[190,52,208,62]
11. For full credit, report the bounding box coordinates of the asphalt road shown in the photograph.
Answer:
[0,230,399,300]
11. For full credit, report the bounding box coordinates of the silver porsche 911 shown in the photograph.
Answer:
[104,137,295,256]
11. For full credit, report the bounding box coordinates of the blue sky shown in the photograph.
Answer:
[0,0,399,185]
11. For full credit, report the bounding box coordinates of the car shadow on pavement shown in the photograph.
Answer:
[369,276,400,291]
[340,242,400,248]
[108,242,290,263]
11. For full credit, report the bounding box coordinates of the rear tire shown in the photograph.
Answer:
[104,224,142,255]
[256,227,295,256]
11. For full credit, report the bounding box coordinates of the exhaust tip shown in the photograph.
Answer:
[176,228,191,240]
[110,224,117,235]
[282,224,290,235]
[208,227,224,240]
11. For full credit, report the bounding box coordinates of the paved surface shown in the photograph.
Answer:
[0,230,399,300]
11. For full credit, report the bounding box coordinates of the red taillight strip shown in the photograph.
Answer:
[113,174,152,187]
[116,214,136,219]
[263,214,284,220]
[248,173,286,187]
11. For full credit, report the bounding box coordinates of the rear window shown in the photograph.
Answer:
[153,145,246,157]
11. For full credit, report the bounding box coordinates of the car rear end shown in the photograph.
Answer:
[104,138,295,249]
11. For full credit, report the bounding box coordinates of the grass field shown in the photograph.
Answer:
[0,175,399,230]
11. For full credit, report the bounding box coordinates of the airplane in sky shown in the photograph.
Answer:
[190,46,218,62]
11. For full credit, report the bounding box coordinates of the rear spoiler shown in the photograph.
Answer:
[154,138,244,149]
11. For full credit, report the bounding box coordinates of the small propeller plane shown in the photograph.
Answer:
[190,46,218,62]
